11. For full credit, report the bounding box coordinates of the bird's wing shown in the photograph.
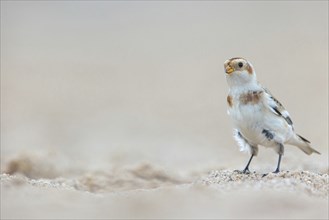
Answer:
[262,87,294,127]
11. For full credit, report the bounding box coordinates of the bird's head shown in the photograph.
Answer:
[224,57,257,88]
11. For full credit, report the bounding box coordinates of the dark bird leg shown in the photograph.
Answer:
[273,144,284,173]
[273,154,282,173]
[263,144,284,177]
[233,131,258,174]
[242,154,254,174]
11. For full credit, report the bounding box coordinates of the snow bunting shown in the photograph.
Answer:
[224,57,320,174]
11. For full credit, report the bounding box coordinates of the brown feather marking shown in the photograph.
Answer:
[247,64,253,74]
[227,95,233,107]
[239,91,263,105]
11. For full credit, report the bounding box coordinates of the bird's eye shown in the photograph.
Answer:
[238,62,243,68]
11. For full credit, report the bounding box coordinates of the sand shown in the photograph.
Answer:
[1,1,328,219]
[1,154,328,219]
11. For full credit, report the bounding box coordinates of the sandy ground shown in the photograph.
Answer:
[1,162,329,219]
[1,1,328,219]
[1,154,328,219]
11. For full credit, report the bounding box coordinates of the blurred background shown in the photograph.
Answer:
[1,1,328,177]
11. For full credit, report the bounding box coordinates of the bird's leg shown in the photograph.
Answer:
[242,154,254,174]
[263,154,282,177]
[273,144,284,173]
[262,144,284,177]
[273,153,282,173]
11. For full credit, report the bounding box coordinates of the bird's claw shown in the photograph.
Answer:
[262,170,281,177]
[234,169,251,174]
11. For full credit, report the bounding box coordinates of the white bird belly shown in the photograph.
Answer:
[228,103,293,147]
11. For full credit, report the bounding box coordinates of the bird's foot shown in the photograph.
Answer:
[262,169,281,177]
[234,168,251,174]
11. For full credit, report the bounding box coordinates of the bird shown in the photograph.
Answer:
[224,57,320,174]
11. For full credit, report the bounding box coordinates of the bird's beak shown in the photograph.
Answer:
[225,65,234,74]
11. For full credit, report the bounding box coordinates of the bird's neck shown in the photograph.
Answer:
[228,81,262,95]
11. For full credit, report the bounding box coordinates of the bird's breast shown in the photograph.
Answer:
[227,91,267,142]
[238,90,263,105]
[227,90,265,121]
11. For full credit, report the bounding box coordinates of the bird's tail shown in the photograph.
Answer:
[287,134,321,155]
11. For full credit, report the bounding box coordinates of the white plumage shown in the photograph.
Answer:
[224,57,320,173]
